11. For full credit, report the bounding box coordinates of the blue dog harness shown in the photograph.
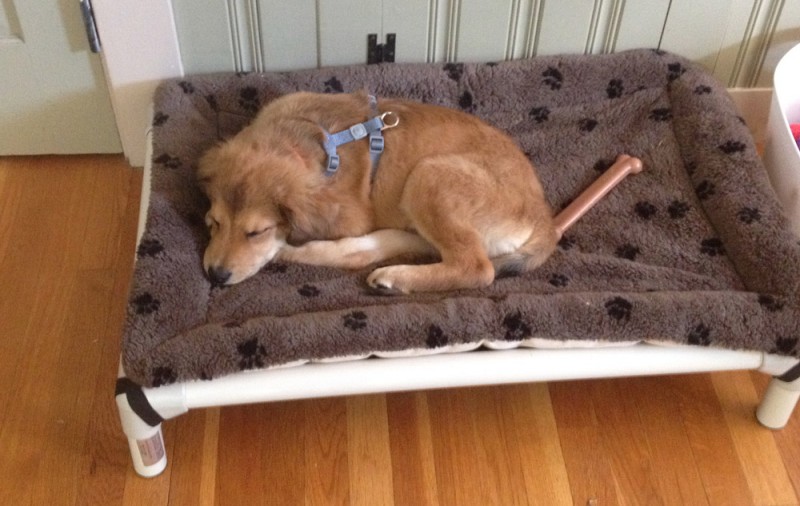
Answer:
[321,95,399,180]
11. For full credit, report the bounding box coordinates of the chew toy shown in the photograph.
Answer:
[553,154,644,238]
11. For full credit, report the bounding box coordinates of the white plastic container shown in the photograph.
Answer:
[763,42,800,237]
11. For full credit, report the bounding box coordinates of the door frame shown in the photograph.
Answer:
[92,0,184,166]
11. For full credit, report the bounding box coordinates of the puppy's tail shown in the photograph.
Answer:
[492,226,558,279]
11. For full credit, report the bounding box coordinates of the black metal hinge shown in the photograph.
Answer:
[367,33,396,64]
[79,0,102,53]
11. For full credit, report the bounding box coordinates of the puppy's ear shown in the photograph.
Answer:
[197,144,223,188]
[278,196,328,240]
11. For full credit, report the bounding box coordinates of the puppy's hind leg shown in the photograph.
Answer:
[492,225,558,279]
[367,157,498,294]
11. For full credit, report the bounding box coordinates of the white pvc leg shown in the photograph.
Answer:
[116,390,168,477]
[756,376,800,429]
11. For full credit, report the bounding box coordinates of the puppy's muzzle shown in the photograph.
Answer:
[207,265,232,285]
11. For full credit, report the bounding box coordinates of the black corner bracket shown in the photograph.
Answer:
[367,33,396,64]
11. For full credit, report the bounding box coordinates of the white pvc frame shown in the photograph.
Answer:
[117,343,800,477]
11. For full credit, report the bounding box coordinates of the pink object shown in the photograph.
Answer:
[791,124,800,148]
[553,154,644,238]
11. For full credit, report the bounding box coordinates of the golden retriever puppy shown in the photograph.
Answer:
[197,91,556,293]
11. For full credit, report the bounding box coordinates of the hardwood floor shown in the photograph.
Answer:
[0,155,798,505]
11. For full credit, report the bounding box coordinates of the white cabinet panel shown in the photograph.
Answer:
[172,0,235,73]
[318,0,381,66]
[615,0,671,52]
[258,0,317,71]
[454,0,514,61]
[535,0,596,55]
[383,0,431,62]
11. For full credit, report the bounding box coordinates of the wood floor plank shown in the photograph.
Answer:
[217,401,307,506]
[495,384,572,506]
[427,388,491,505]
[626,376,708,506]
[167,409,214,505]
[673,374,755,505]
[711,371,797,505]
[588,379,663,505]
[387,392,439,506]
[347,394,395,506]
[200,408,221,506]
[549,380,620,505]
[750,372,800,499]
[76,163,141,506]
[304,398,349,506]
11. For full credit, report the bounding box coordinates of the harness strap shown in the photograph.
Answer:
[322,95,398,180]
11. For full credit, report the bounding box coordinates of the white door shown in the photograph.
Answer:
[0,1,120,154]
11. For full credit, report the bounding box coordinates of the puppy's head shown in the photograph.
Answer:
[197,136,322,285]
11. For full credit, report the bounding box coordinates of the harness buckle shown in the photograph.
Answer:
[380,111,399,130]
[349,123,368,140]
[369,135,384,153]
[325,154,340,176]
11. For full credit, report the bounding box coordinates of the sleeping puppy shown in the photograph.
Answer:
[197,91,557,294]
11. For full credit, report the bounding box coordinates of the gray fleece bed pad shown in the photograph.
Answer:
[122,49,800,388]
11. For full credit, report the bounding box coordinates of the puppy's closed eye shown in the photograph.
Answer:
[246,226,273,239]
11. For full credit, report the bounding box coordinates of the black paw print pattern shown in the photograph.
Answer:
[719,140,746,154]
[542,66,563,90]
[154,153,181,169]
[502,311,532,341]
[738,207,761,224]
[264,263,288,274]
[594,158,614,172]
[152,366,176,387]
[206,94,220,112]
[694,85,712,95]
[558,235,576,251]
[324,76,344,93]
[607,79,624,99]
[615,244,640,260]
[634,201,657,220]
[444,63,464,81]
[668,200,690,219]
[695,181,716,200]
[774,337,799,355]
[605,297,632,322]
[700,238,725,256]
[178,81,195,94]
[579,118,598,132]
[758,294,785,312]
[649,108,672,121]
[152,112,169,127]
[529,106,550,123]
[137,238,164,258]
[237,337,267,370]
[238,87,260,114]
[298,285,320,297]
[549,274,569,287]
[343,311,367,330]
[667,62,686,81]
[426,325,448,348]
[687,324,711,346]
[132,293,160,315]
[458,91,475,111]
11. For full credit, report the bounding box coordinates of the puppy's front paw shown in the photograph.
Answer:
[366,266,410,295]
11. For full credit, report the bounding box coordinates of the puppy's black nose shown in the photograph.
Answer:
[207,266,232,285]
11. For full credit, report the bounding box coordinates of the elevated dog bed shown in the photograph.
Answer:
[123,49,800,390]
